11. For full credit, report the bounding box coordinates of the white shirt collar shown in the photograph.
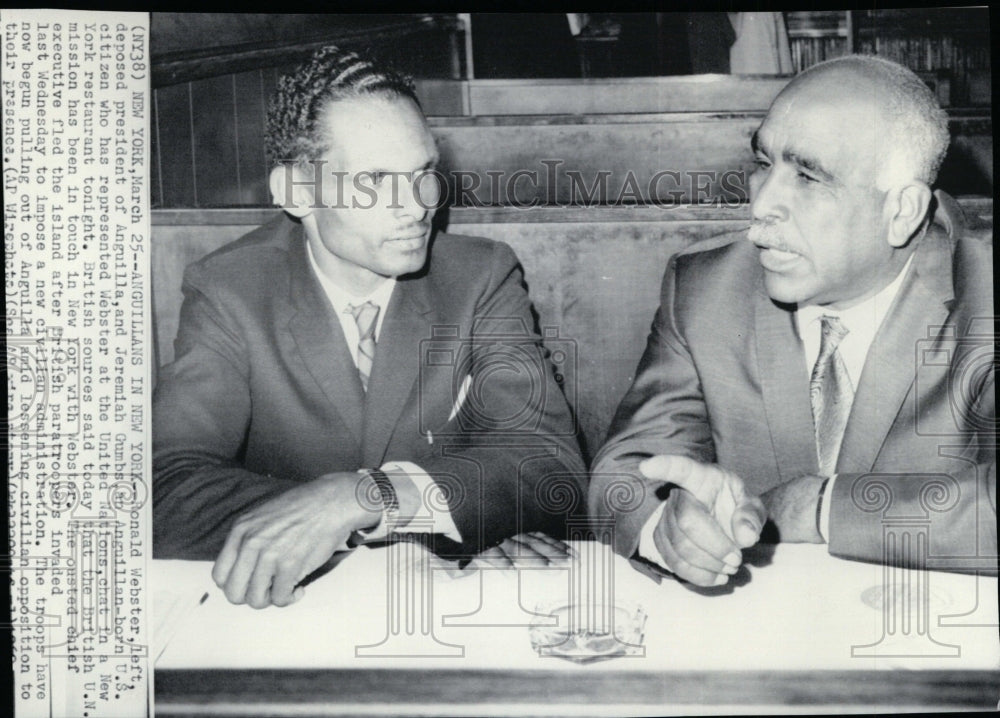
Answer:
[796,252,915,332]
[795,252,916,387]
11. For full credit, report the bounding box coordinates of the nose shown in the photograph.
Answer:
[395,171,439,222]
[750,166,789,224]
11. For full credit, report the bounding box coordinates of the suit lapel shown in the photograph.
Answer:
[284,233,366,444]
[361,277,435,467]
[837,231,954,473]
[754,280,820,482]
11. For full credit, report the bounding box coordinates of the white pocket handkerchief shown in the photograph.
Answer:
[447,373,472,423]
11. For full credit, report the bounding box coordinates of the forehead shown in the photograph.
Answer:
[757,76,882,178]
[318,95,436,168]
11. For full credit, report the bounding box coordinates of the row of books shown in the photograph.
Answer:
[856,35,991,74]
[785,10,847,38]
[788,37,848,73]
[856,8,989,37]
[790,36,991,77]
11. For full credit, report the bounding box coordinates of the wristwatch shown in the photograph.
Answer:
[358,467,400,532]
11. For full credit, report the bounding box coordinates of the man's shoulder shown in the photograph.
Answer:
[952,227,993,297]
[184,213,298,290]
[939,228,993,324]
[422,231,519,286]
[669,230,760,301]
[430,231,515,268]
[673,229,755,268]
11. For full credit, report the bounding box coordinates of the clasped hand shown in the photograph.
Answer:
[212,472,381,608]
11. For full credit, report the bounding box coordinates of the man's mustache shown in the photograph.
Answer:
[747,222,791,252]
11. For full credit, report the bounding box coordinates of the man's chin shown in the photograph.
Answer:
[762,275,810,307]
[384,250,429,278]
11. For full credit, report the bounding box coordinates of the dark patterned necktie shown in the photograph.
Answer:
[346,301,379,392]
[809,315,853,476]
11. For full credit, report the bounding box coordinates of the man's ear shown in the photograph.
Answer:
[884,181,932,248]
[269,163,322,219]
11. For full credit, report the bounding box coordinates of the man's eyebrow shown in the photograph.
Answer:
[784,150,836,182]
[751,130,764,154]
[363,160,438,175]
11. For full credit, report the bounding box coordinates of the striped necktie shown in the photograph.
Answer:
[809,315,854,476]
[346,301,379,392]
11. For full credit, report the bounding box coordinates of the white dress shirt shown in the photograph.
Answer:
[306,241,460,543]
[639,253,915,568]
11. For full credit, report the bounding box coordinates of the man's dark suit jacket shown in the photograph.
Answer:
[591,197,996,572]
[154,214,586,560]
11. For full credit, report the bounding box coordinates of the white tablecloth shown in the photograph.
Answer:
[154,542,999,672]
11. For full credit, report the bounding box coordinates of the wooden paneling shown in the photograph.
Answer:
[152,223,253,372]
[432,114,758,206]
[151,75,468,208]
[233,71,269,205]
[151,13,462,87]
[414,78,469,116]
[154,83,196,207]
[467,75,791,114]
[190,75,241,206]
[151,71,994,209]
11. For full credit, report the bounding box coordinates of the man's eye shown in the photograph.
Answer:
[753,157,771,170]
[797,171,818,183]
[360,172,389,187]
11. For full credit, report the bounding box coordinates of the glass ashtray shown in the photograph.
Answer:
[529,601,646,664]
[860,583,954,613]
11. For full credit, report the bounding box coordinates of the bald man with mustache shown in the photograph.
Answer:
[591,55,996,586]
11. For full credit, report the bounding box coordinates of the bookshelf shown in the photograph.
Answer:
[786,11,852,72]
[854,8,990,106]
[785,9,990,106]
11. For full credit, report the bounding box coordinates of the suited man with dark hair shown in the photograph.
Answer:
[153,45,586,608]
[591,55,995,587]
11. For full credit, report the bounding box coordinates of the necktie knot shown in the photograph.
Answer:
[817,314,849,362]
[347,301,379,341]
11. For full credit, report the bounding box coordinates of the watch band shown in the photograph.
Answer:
[360,468,400,532]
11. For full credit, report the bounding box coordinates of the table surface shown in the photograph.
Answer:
[153,541,999,716]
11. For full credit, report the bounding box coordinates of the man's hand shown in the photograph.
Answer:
[467,532,576,570]
[760,475,826,543]
[212,472,381,608]
[640,455,766,587]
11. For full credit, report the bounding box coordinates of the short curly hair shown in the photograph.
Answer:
[266,45,419,167]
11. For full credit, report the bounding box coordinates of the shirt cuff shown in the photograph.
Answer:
[818,474,836,543]
[360,461,462,544]
[638,501,671,572]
